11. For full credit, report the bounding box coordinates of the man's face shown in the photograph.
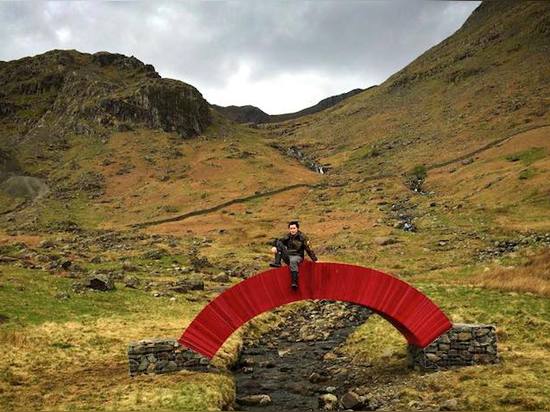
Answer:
[288,224,298,235]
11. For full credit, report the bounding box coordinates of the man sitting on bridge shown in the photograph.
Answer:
[269,220,318,289]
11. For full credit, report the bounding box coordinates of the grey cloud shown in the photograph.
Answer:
[0,1,480,112]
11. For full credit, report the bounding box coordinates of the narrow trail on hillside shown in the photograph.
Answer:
[129,183,320,229]
[124,124,549,230]
[426,123,550,171]
[231,300,374,411]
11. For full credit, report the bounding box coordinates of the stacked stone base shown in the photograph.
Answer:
[128,338,212,376]
[408,323,498,370]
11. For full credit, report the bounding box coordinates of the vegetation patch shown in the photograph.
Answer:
[505,147,547,165]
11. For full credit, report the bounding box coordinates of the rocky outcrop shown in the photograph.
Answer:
[0,49,212,141]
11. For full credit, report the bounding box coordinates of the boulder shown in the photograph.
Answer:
[83,274,115,291]
[319,393,338,410]
[170,278,204,293]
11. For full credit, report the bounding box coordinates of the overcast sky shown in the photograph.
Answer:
[0,1,480,114]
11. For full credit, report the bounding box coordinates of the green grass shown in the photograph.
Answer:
[339,278,550,411]
[518,167,537,180]
[0,265,197,326]
[505,147,547,166]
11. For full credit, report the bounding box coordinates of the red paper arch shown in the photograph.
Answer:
[178,261,452,359]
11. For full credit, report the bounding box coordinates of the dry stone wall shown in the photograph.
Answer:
[127,338,213,376]
[408,323,498,370]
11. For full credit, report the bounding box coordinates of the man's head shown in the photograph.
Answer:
[288,220,299,235]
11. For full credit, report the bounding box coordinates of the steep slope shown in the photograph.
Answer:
[0,50,211,180]
[265,1,549,176]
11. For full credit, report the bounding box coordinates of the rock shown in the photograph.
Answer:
[319,393,338,410]
[309,372,324,383]
[374,237,397,246]
[90,255,102,264]
[236,394,272,406]
[122,260,139,272]
[124,276,140,289]
[440,398,459,411]
[341,391,362,410]
[170,278,204,293]
[457,332,472,341]
[83,275,115,291]
[39,239,56,248]
[212,272,230,283]
[55,291,70,300]
[142,249,166,260]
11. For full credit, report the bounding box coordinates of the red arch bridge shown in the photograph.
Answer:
[179,261,452,358]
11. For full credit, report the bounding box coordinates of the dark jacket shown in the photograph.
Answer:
[274,230,318,261]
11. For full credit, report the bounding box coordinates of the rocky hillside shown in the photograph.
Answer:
[213,88,365,124]
[0,50,211,176]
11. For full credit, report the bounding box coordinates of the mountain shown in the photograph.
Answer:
[1,2,550,411]
[213,88,366,124]
[212,104,271,124]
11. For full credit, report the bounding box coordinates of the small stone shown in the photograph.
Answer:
[441,398,459,411]
[457,332,472,341]
[166,361,178,372]
[236,394,272,406]
[341,391,362,410]
[309,372,323,383]
[374,236,397,246]
[138,359,148,371]
[438,334,451,344]
[426,353,441,362]
[124,276,140,289]
[319,393,338,410]
[212,272,230,283]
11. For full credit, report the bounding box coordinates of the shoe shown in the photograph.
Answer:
[291,271,298,289]
[270,251,283,267]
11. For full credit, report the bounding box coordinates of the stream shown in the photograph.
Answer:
[231,300,373,411]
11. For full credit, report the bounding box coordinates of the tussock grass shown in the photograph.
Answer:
[473,248,550,296]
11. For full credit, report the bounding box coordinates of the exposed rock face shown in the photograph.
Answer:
[0,49,212,142]
[0,175,49,199]
[96,78,210,138]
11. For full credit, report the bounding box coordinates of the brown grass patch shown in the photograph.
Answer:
[472,248,550,296]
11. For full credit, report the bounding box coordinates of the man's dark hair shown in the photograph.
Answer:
[288,220,300,228]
